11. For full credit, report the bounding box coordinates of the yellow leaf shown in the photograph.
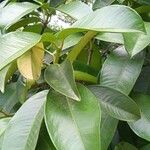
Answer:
[17,43,44,80]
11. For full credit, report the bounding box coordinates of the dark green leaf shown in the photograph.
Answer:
[115,142,138,150]
[89,86,140,121]
[44,84,101,150]
[44,60,80,101]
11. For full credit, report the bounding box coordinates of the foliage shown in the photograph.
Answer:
[0,0,150,149]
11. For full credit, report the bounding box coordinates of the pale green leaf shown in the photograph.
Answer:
[2,90,48,150]
[0,31,41,70]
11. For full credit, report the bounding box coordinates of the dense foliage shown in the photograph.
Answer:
[0,0,150,149]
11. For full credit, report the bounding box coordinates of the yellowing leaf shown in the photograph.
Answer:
[17,43,44,80]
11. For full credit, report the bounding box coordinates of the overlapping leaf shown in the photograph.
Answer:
[44,60,80,101]
[89,86,140,121]
[1,90,48,150]
[100,46,144,95]
[0,31,41,70]
[44,84,101,150]
[0,2,39,29]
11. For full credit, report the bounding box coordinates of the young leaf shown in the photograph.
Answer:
[89,86,140,121]
[115,142,138,150]
[0,62,17,93]
[100,46,144,95]
[17,43,44,80]
[123,22,150,57]
[128,94,150,141]
[44,60,80,101]
[44,84,101,150]
[0,31,41,70]
[57,1,92,20]
[1,90,48,150]
[0,2,39,29]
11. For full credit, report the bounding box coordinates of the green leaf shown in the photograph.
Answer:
[0,83,20,118]
[17,43,44,80]
[128,94,150,141]
[115,142,138,150]
[49,0,66,7]
[95,33,124,44]
[101,111,118,150]
[36,123,56,150]
[0,0,9,9]
[0,62,17,93]
[135,0,150,5]
[140,144,150,150]
[89,86,140,121]
[44,60,80,101]
[123,22,150,57]
[57,1,92,20]
[44,84,101,150]
[93,0,115,10]
[0,2,39,30]
[100,46,144,95]
[59,5,145,39]
[134,66,150,95]
[1,90,48,150]
[0,118,11,136]
[0,31,41,70]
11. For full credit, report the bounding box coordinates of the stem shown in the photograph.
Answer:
[67,31,97,63]
[74,71,97,84]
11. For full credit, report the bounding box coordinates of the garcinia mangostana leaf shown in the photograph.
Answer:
[58,5,145,39]
[89,86,140,121]
[123,22,150,57]
[44,84,101,150]
[0,31,41,71]
[1,90,48,150]
[100,46,144,95]
[57,1,92,20]
[17,43,44,80]
[44,60,80,101]
[0,2,39,30]
[0,62,17,93]
[115,142,138,150]
[128,94,150,141]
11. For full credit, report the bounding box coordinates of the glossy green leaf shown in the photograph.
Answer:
[101,111,118,150]
[115,142,138,150]
[129,94,150,141]
[93,0,115,10]
[45,84,101,150]
[0,31,41,70]
[0,83,19,118]
[44,60,80,101]
[57,1,92,20]
[59,5,145,39]
[100,46,144,95]
[0,62,17,93]
[89,86,140,121]
[49,0,66,7]
[1,90,48,150]
[123,22,150,57]
[136,0,150,5]
[0,2,39,29]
